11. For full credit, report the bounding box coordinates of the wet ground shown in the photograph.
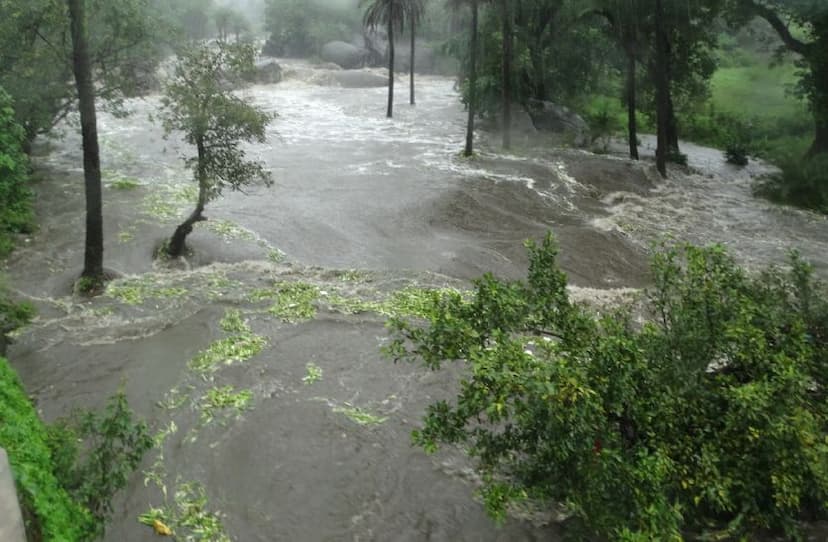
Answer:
[4,61,828,540]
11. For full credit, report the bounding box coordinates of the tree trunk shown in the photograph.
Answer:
[667,92,680,154]
[387,17,395,118]
[464,1,479,158]
[626,50,639,160]
[654,0,669,178]
[501,0,512,150]
[808,118,828,158]
[168,140,208,258]
[68,0,105,280]
[410,17,416,105]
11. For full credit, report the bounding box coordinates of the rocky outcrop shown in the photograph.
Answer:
[331,71,387,88]
[320,41,368,70]
[527,99,589,147]
[253,59,283,85]
[393,40,436,74]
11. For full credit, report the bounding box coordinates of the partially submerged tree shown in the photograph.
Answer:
[362,0,410,118]
[67,0,105,285]
[407,0,427,105]
[447,0,482,156]
[160,43,272,258]
[728,0,828,158]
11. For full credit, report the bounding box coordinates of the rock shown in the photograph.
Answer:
[331,71,388,88]
[253,59,283,85]
[393,40,436,74]
[480,103,537,137]
[527,99,589,147]
[320,41,367,70]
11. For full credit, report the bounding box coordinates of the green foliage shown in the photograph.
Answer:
[387,234,828,540]
[0,357,91,541]
[0,0,170,142]
[189,310,267,375]
[48,389,154,538]
[264,0,361,57]
[0,279,35,337]
[755,154,828,213]
[0,88,33,257]
[198,386,252,426]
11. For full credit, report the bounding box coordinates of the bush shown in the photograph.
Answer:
[48,389,154,539]
[0,88,34,257]
[755,154,828,213]
[725,141,750,166]
[386,235,828,540]
[0,357,92,541]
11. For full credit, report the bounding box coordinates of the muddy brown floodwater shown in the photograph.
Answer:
[4,61,828,541]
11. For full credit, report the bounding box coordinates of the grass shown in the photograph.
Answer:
[332,404,388,426]
[106,176,141,190]
[0,357,92,541]
[106,276,188,305]
[198,386,253,426]
[303,362,323,384]
[188,334,267,375]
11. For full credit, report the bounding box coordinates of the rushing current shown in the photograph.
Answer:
[5,60,828,541]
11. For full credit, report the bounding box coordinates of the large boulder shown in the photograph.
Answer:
[331,71,388,88]
[527,99,589,147]
[393,40,436,74]
[479,103,537,139]
[320,41,367,70]
[252,59,283,85]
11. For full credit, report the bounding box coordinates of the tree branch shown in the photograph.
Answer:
[747,0,807,56]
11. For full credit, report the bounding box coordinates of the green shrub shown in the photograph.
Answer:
[755,154,828,213]
[0,357,92,541]
[48,389,153,539]
[387,235,828,540]
[0,88,33,257]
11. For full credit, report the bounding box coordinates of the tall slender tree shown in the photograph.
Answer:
[408,0,427,105]
[654,0,669,177]
[500,0,513,149]
[448,0,483,156]
[67,0,104,285]
[363,0,410,118]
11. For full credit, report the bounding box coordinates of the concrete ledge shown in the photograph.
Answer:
[0,447,26,542]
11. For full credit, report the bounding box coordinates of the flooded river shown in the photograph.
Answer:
[4,61,828,541]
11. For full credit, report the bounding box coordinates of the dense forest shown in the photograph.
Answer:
[0,1,826,541]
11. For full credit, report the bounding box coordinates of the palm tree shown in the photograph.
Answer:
[407,0,427,105]
[447,0,482,156]
[362,0,410,118]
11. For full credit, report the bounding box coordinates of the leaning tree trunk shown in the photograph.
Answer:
[68,0,105,281]
[626,50,639,161]
[501,0,513,150]
[387,17,395,118]
[410,17,416,105]
[464,1,479,157]
[168,140,208,258]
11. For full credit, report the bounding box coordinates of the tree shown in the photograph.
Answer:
[499,0,513,149]
[586,0,646,160]
[160,43,273,258]
[363,0,410,118]
[229,11,250,43]
[448,0,483,156]
[407,0,427,105]
[213,5,234,42]
[729,0,828,158]
[67,0,105,285]
[0,0,169,149]
[386,235,828,540]
[654,0,670,176]
[0,89,33,257]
